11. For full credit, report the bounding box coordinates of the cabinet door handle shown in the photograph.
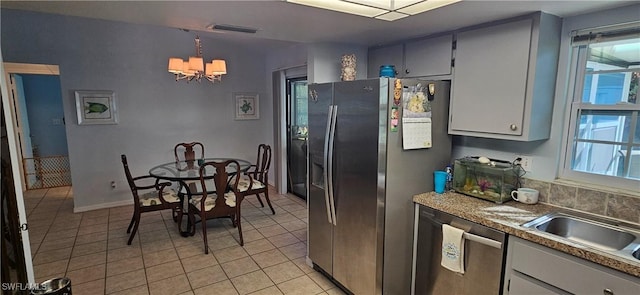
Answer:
[510,124,518,131]
[603,289,614,295]
[405,69,410,74]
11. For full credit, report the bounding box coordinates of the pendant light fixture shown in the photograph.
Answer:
[168,35,227,83]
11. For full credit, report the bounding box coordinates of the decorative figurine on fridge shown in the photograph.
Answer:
[341,54,356,81]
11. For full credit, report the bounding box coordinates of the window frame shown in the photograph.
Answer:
[560,29,640,192]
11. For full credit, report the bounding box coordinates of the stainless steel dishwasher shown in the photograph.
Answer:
[412,205,507,295]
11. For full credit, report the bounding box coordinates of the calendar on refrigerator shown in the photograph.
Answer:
[401,86,433,150]
[402,117,432,150]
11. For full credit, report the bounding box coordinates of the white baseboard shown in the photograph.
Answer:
[74,199,133,213]
[306,256,313,268]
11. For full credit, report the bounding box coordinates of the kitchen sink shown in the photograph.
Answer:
[522,212,640,259]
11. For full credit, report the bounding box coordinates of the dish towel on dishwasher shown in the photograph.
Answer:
[441,224,465,274]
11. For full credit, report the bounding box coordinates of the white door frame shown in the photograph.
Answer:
[1,61,60,284]
[275,70,287,194]
[274,66,307,195]
[4,62,60,191]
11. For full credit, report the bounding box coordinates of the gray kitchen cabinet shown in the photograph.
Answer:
[508,272,567,295]
[449,12,561,141]
[367,43,404,78]
[504,237,640,295]
[367,34,453,78]
[404,34,453,77]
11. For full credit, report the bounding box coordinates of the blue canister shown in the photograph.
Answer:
[379,65,396,78]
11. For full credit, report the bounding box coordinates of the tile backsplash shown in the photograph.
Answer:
[523,178,640,224]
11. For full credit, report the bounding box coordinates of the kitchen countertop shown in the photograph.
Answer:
[413,191,640,278]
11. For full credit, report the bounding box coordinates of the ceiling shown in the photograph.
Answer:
[1,0,635,50]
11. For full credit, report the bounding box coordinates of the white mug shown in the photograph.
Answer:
[511,188,539,204]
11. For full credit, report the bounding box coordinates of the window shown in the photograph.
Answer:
[288,79,308,138]
[563,24,640,190]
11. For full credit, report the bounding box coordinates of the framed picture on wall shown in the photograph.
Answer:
[74,90,118,125]
[233,92,259,120]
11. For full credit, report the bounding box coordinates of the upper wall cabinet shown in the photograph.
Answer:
[404,34,453,77]
[367,44,404,78]
[449,12,561,141]
[367,34,453,78]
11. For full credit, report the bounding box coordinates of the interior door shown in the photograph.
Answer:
[2,103,28,287]
[7,74,30,191]
[286,78,308,199]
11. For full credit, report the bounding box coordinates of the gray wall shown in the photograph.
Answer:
[451,4,640,181]
[307,43,368,84]
[1,9,273,211]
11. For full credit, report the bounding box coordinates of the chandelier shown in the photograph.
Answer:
[168,35,227,83]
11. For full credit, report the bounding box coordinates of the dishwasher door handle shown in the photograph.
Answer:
[463,232,502,249]
[422,214,503,249]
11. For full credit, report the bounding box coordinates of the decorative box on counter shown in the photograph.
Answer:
[452,157,522,204]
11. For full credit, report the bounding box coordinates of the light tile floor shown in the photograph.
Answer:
[25,186,344,295]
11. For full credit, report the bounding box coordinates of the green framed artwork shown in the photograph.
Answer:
[75,90,118,125]
[233,92,259,120]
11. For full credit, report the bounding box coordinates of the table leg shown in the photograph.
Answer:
[178,181,196,237]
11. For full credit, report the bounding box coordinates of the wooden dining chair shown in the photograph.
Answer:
[174,141,206,199]
[234,144,275,214]
[121,154,181,245]
[188,160,245,253]
[174,142,205,164]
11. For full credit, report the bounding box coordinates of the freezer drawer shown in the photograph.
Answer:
[415,206,507,295]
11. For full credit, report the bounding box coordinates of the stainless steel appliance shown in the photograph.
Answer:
[413,206,506,295]
[307,78,452,294]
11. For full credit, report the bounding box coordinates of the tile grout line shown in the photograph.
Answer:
[104,203,114,294]
[27,187,330,295]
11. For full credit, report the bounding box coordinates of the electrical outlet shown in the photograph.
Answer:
[516,155,533,172]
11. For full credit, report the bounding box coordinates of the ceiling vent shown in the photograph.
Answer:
[209,24,258,34]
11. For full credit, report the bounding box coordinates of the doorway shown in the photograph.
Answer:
[2,62,67,284]
[13,74,70,189]
[286,77,308,199]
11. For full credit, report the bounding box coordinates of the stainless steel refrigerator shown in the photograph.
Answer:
[307,78,452,294]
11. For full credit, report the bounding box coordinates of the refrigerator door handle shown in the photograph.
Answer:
[323,105,334,224]
[327,105,338,226]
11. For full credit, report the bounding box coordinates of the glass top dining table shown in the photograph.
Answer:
[148,158,252,181]
[149,158,252,237]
